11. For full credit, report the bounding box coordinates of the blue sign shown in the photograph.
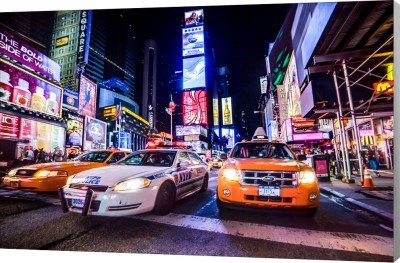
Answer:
[63,88,79,111]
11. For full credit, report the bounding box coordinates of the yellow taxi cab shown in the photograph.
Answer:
[212,157,224,168]
[216,128,320,216]
[2,149,130,192]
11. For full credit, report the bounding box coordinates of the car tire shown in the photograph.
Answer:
[199,174,209,192]
[153,181,176,216]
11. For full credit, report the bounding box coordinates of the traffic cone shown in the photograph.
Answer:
[362,169,376,189]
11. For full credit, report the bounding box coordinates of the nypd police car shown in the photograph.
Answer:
[59,148,210,217]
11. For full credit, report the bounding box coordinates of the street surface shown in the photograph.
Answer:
[0,169,394,262]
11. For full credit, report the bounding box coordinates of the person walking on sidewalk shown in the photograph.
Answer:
[368,145,380,176]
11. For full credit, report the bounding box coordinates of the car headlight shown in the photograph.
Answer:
[222,168,241,181]
[7,169,17,176]
[113,178,151,192]
[35,170,68,178]
[299,171,316,184]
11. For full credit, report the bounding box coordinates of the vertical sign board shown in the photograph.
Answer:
[76,10,92,65]
[78,75,97,118]
[83,116,107,150]
[182,90,208,125]
[66,113,84,147]
[221,97,233,125]
[182,26,205,57]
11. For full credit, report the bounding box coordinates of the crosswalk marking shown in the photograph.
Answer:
[132,213,393,257]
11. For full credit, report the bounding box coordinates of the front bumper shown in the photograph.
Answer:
[3,176,67,192]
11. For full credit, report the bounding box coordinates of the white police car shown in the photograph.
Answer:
[59,148,210,217]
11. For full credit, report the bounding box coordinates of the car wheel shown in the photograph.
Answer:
[199,174,209,192]
[153,181,176,215]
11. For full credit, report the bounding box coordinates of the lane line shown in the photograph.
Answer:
[132,213,393,257]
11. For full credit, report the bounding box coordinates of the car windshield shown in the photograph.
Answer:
[74,151,112,163]
[118,151,176,167]
[231,143,296,160]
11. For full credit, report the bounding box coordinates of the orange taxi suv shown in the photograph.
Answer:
[2,149,129,192]
[216,133,320,216]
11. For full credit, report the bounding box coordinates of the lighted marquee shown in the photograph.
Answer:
[183,56,206,90]
[182,26,204,57]
[182,90,208,125]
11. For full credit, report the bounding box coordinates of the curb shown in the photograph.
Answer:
[320,186,393,222]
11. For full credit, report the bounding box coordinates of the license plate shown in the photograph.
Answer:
[10,181,20,188]
[71,198,85,208]
[258,186,280,197]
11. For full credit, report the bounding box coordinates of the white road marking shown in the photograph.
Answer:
[132,213,393,257]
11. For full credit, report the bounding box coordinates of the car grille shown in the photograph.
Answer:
[240,170,298,187]
[69,183,109,192]
[14,169,36,177]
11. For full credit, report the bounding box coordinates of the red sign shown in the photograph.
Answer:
[0,113,19,138]
[182,90,208,125]
[373,81,394,94]
[19,118,37,140]
[292,121,315,128]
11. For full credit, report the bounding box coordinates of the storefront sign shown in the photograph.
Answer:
[359,130,373,136]
[19,118,37,141]
[292,132,330,141]
[0,28,60,81]
[373,81,393,94]
[0,113,19,138]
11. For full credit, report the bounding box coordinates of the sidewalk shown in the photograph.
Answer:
[318,170,394,222]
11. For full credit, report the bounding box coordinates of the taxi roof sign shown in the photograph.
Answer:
[252,127,268,141]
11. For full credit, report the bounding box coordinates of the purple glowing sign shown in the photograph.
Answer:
[0,28,60,82]
[292,132,330,141]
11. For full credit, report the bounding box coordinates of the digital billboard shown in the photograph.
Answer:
[182,90,208,125]
[78,75,97,118]
[183,56,206,90]
[83,116,107,150]
[176,125,207,137]
[221,97,233,125]
[182,26,204,57]
[63,88,79,111]
[214,128,235,148]
[213,98,219,125]
[66,113,84,147]
[0,27,60,82]
[184,9,204,27]
[0,59,63,117]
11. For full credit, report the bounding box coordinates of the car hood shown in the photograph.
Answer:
[224,158,308,172]
[70,165,171,186]
[16,161,101,171]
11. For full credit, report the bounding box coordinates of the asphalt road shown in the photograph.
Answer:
[0,169,394,262]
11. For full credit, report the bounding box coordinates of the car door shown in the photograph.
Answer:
[175,151,196,197]
[187,151,206,189]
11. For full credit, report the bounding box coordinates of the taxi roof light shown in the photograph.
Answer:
[251,127,268,141]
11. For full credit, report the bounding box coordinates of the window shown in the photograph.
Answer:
[178,152,192,166]
[188,152,202,165]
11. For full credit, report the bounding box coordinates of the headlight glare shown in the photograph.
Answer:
[299,171,316,184]
[113,178,151,191]
[8,169,17,176]
[222,168,241,181]
[35,170,68,178]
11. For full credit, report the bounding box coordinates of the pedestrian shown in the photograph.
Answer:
[368,146,378,171]
[23,146,34,165]
[33,147,39,163]
[36,148,45,163]
[52,146,64,162]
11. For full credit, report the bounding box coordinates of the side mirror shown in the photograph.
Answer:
[297,154,307,161]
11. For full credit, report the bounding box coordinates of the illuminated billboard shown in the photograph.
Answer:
[78,75,97,118]
[83,116,107,150]
[176,125,207,137]
[213,98,219,125]
[182,90,208,125]
[66,113,84,147]
[183,56,206,90]
[0,59,63,117]
[214,128,235,148]
[221,97,233,125]
[182,26,204,57]
[184,9,204,27]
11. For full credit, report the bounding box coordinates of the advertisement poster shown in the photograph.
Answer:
[184,9,204,27]
[182,90,208,125]
[176,125,207,137]
[0,28,60,81]
[0,59,63,117]
[183,56,206,90]
[19,118,37,141]
[37,122,52,151]
[182,26,204,57]
[212,98,219,126]
[63,88,79,111]
[84,116,107,150]
[66,113,84,147]
[221,97,233,125]
[78,75,97,118]
[315,159,328,177]
[0,112,19,138]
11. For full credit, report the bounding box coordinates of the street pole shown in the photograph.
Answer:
[171,110,173,143]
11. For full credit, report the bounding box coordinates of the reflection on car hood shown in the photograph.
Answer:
[16,161,99,170]
[225,158,307,171]
[71,165,170,186]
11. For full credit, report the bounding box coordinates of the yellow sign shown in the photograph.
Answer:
[373,81,394,94]
[56,36,69,47]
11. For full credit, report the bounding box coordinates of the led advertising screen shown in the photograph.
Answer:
[182,26,204,57]
[0,28,60,82]
[221,97,233,125]
[214,128,235,148]
[62,88,79,111]
[213,98,219,125]
[83,116,107,150]
[184,9,204,27]
[0,59,63,117]
[66,113,84,147]
[78,75,97,118]
[182,90,208,125]
[176,125,207,137]
[183,56,206,90]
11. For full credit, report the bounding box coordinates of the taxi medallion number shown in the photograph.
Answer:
[71,198,85,208]
[258,186,280,197]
